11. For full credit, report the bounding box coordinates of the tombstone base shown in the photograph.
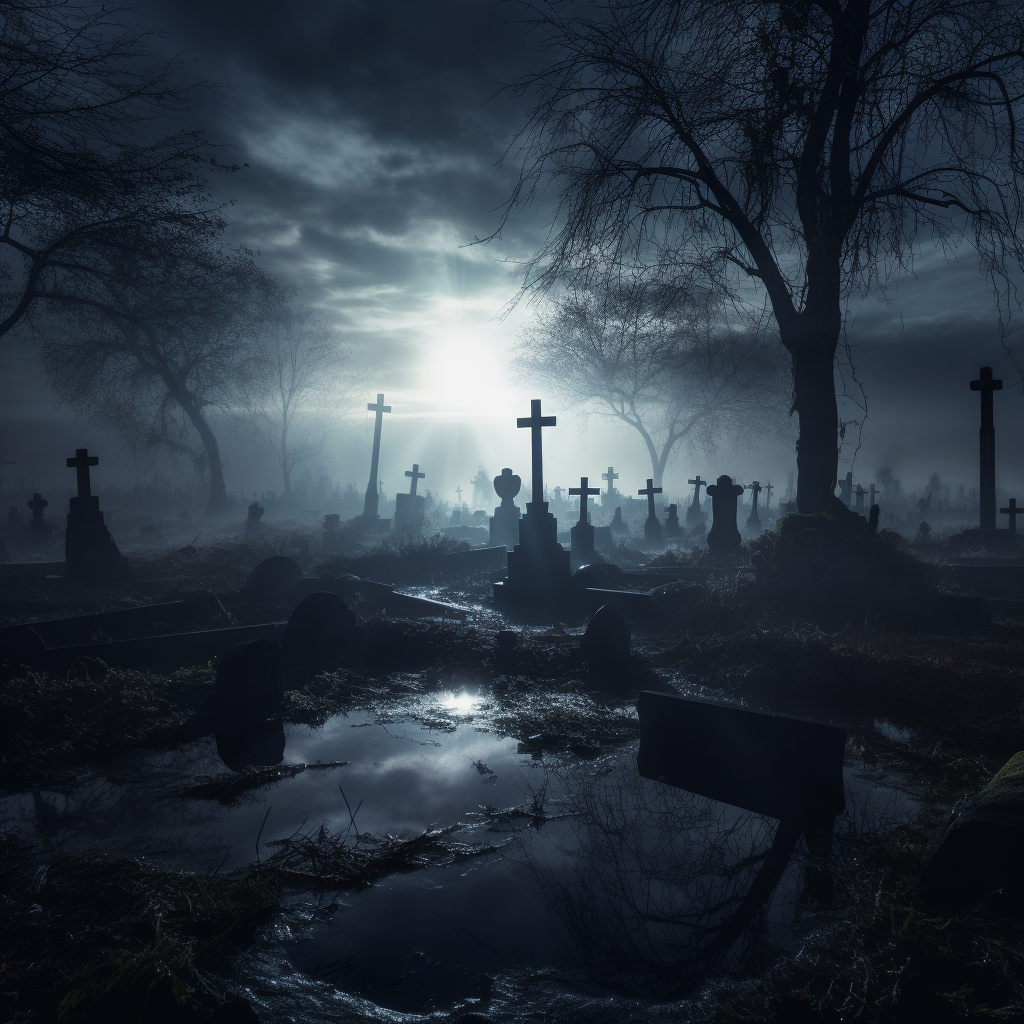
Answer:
[394,492,426,536]
[65,496,130,578]
[643,517,663,546]
[350,515,392,535]
[496,502,571,602]
[489,503,521,550]
[569,520,595,569]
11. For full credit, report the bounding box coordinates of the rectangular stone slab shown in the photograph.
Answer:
[637,691,846,824]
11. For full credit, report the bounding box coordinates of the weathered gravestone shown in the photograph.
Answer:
[706,474,744,558]
[212,638,285,723]
[64,448,130,577]
[580,603,631,667]
[394,463,427,535]
[26,493,54,553]
[601,466,619,506]
[245,500,265,536]
[495,400,570,602]
[283,591,359,665]
[639,479,663,545]
[609,506,630,537]
[665,504,682,539]
[568,476,600,568]
[322,513,342,553]
[1001,498,1021,536]
[854,483,866,512]
[686,475,708,524]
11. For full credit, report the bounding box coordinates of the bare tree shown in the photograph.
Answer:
[37,238,276,517]
[233,303,352,499]
[0,0,228,343]
[517,279,789,488]
[497,0,1024,512]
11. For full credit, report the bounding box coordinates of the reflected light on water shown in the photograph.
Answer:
[437,689,481,713]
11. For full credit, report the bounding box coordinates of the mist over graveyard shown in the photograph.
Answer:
[6,3,1024,1024]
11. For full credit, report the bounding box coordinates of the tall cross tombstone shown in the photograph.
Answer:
[64,448,129,577]
[706,474,744,558]
[497,399,570,602]
[395,464,427,536]
[869,483,877,508]
[1001,498,1021,535]
[455,485,464,505]
[686,475,708,524]
[638,479,663,545]
[602,466,619,505]
[970,367,1003,529]
[361,393,392,526]
[854,484,866,512]
[746,481,763,531]
[764,481,774,510]
[489,468,522,550]
[568,476,600,567]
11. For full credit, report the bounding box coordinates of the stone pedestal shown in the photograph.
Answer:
[570,519,595,568]
[496,501,570,602]
[665,504,682,539]
[610,507,630,537]
[394,492,426,535]
[65,494,129,577]
[685,499,706,524]
[490,502,521,549]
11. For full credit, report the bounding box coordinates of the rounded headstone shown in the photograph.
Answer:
[284,592,359,665]
[243,556,303,599]
[571,563,626,590]
[580,604,631,666]
[216,719,286,772]
[213,639,284,721]
[494,468,522,502]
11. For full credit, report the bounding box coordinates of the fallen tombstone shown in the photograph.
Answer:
[283,592,359,665]
[335,575,467,620]
[212,639,285,723]
[216,719,286,772]
[921,750,1024,913]
[242,555,304,600]
[580,603,631,667]
[443,545,507,573]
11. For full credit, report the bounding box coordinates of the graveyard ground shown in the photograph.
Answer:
[2,526,1024,1023]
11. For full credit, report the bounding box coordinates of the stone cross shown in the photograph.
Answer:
[362,393,392,519]
[870,483,877,507]
[569,477,600,524]
[455,485,463,504]
[746,480,762,528]
[971,367,1003,529]
[405,464,425,495]
[1001,498,1021,534]
[517,399,556,507]
[688,475,706,503]
[638,479,663,519]
[66,448,99,498]
[27,492,47,522]
[764,481,774,509]
[854,483,866,512]
[602,466,619,497]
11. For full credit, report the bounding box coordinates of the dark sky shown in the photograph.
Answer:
[3,0,1023,507]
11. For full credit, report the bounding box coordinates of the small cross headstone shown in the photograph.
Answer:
[686,475,707,524]
[568,476,600,567]
[764,481,774,510]
[854,483,866,512]
[602,466,619,504]
[395,465,427,535]
[639,479,664,545]
[63,449,129,577]
[489,468,523,550]
[1001,498,1021,535]
[706,474,744,558]
[746,480,763,531]
[405,464,425,496]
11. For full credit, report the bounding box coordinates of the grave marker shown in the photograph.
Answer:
[245,499,265,535]
[64,448,129,577]
[568,476,600,567]
[686,475,707,524]
[746,480,762,531]
[395,464,427,535]
[1001,498,1021,535]
[639,478,663,544]
[838,471,853,507]
[664,503,682,539]
[489,468,522,550]
[602,466,619,505]
[854,483,866,512]
[971,367,1003,529]
[706,474,744,558]
[362,393,392,522]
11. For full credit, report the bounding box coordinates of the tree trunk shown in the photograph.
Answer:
[787,315,840,515]
[174,392,231,517]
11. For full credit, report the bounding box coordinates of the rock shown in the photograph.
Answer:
[283,592,359,665]
[580,604,630,666]
[571,563,625,589]
[242,556,303,600]
[212,639,285,722]
[922,750,1024,912]
[216,719,286,772]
